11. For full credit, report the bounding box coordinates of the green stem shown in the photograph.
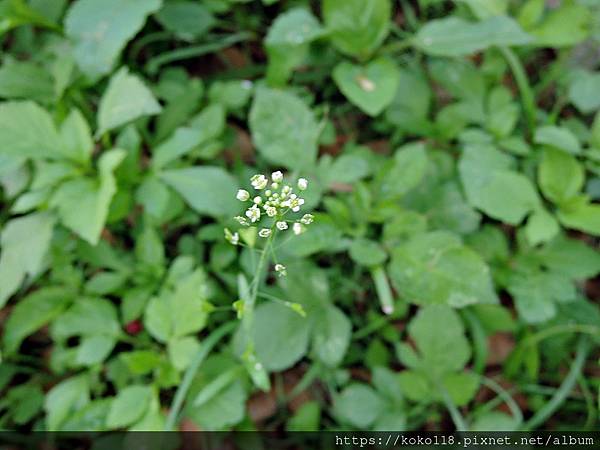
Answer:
[499,46,537,136]
[165,321,236,430]
[370,265,394,315]
[522,337,590,431]
[480,376,523,426]
[244,234,273,336]
[439,383,469,431]
[145,33,253,74]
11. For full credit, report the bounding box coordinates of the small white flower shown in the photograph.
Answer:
[234,216,249,226]
[274,264,287,277]
[251,174,268,190]
[276,221,288,230]
[282,185,291,194]
[265,206,277,217]
[236,189,250,201]
[293,222,305,235]
[246,205,261,223]
[253,196,262,205]
[258,228,271,238]
[271,171,283,182]
[224,228,239,245]
[289,197,305,212]
[300,214,314,225]
[297,178,308,191]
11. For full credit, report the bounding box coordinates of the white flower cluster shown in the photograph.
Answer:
[224,172,314,276]
[228,171,313,240]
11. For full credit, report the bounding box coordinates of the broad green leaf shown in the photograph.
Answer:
[525,209,559,246]
[152,127,203,170]
[406,304,471,378]
[186,355,247,430]
[349,239,386,267]
[374,142,428,200]
[536,235,600,279]
[388,231,497,307]
[249,87,319,169]
[51,297,120,341]
[459,144,540,224]
[106,385,152,429]
[144,269,209,342]
[159,166,238,218]
[154,1,214,41]
[3,287,73,354]
[60,399,111,432]
[442,371,480,406]
[528,2,590,48]
[265,8,323,85]
[208,80,253,110]
[287,401,321,431]
[0,212,56,308]
[65,0,163,79]
[44,375,90,431]
[50,149,125,245]
[414,16,531,57]
[534,126,581,155]
[311,305,351,367]
[538,147,584,204]
[168,336,200,371]
[59,108,93,165]
[508,272,576,323]
[471,411,518,432]
[235,301,310,371]
[333,384,384,428]
[97,68,162,135]
[557,199,600,236]
[385,67,432,133]
[568,71,600,114]
[333,57,400,116]
[0,0,60,35]
[323,0,391,58]
[0,101,61,159]
[0,61,54,103]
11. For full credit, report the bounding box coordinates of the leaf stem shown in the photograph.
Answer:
[165,321,236,430]
[499,46,537,136]
[439,383,469,431]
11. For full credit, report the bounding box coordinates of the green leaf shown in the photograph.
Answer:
[249,87,319,170]
[287,401,321,431]
[51,297,120,340]
[557,198,600,236]
[406,304,471,378]
[333,57,400,116]
[60,108,94,165]
[459,144,540,224]
[50,149,125,245]
[186,355,247,430]
[524,209,559,246]
[323,0,391,58]
[44,375,90,431]
[349,238,387,267]
[442,371,480,406]
[106,385,152,429]
[534,125,581,155]
[144,269,209,342]
[3,287,72,354]
[385,67,432,133]
[568,71,600,114]
[235,301,310,371]
[528,2,590,48]
[168,336,200,371]
[0,101,62,159]
[457,0,508,19]
[538,147,584,204]
[414,16,531,57]
[152,127,203,170]
[65,0,163,79]
[508,272,576,323]
[388,231,497,307]
[265,8,323,85]
[0,212,56,308]
[536,235,600,279]
[374,142,428,200]
[0,61,54,103]
[311,305,351,367]
[97,68,162,135]
[154,1,214,41]
[333,384,384,428]
[159,166,238,218]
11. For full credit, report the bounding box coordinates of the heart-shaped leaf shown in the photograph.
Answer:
[333,57,399,116]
